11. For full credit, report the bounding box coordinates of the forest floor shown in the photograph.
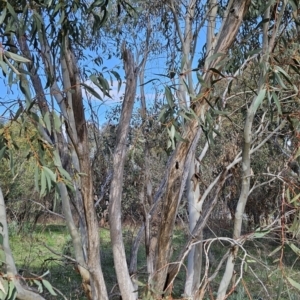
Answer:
[8,220,300,300]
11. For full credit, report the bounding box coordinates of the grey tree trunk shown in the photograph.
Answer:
[109,44,139,300]
[184,1,219,296]
[17,35,93,297]
[184,152,203,296]
[19,29,109,299]
[216,3,287,298]
[62,41,109,300]
[0,187,46,300]
[152,0,251,294]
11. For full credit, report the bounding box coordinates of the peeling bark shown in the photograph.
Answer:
[152,0,251,294]
[17,35,92,296]
[62,43,108,300]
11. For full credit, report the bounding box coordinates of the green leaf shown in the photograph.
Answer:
[287,241,300,256]
[286,188,291,203]
[167,139,172,149]
[40,169,47,197]
[7,280,16,300]
[33,280,43,293]
[81,82,103,100]
[0,278,7,297]
[274,65,293,86]
[42,279,57,296]
[253,88,266,111]
[0,8,7,25]
[40,270,50,278]
[213,109,229,116]
[45,171,52,192]
[196,72,206,87]
[179,111,192,121]
[165,86,174,108]
[58,167,72,182]
[3,56,20,75]
[205,52,225,65]
[53,1,63,12]
[53,151,61,167]
[5,51,31,63]
[153,73,172,78]
[287,276,300,291]
[43,112,51,133]
[246,48,262,56]
[254,229,270,238]
[12,106,23,121]
[6,2,17,20]
[110,70,122,92]
[271,92,281,115]
[209,68,225,78]
[0,61,8,75]
[53,113,61,132]
[174,130,186,142]
[289,192,300,205]
[43,166,56,182]
[19,79,31,103]
[274,73,287,89]
[268,245,282,257]
[0,147,7,161]
[139,78,159,87]
[98,75,111,98]
[157,107,167,122]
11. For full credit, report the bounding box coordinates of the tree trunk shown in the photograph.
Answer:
[109,44,138,300]
[0,187,46,300]
[216,3,287,297]
[63,43,109,300]
[17,35,93,297]
[184,153,203,296]
[152,0,251,294]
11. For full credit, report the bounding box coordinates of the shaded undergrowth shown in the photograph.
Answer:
[8,221,300,299]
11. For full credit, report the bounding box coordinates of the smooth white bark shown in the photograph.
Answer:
[109,44,138,300]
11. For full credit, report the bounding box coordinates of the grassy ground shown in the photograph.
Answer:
[7,220,300,299]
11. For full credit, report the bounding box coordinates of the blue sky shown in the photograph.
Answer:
[0,49,168,125]
[0,2,209,126]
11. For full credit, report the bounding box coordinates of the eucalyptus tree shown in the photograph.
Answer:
[148,0,252,295]
[2,0,300,300]
[0,0,114,299]
[155,0,300,299]
[217,2,300,298]
[158,0,219,296]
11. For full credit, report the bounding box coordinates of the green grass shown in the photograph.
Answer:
[9,223,84,299]
[7,222,300,299]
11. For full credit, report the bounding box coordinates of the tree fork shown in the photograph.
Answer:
[152,0,251,294]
